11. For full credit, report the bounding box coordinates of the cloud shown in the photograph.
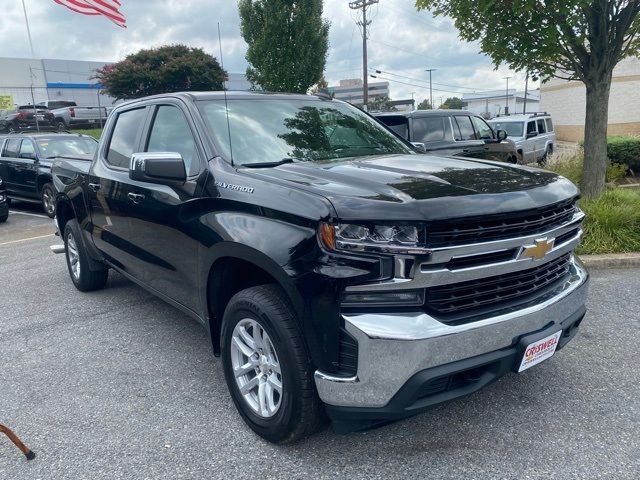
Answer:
[2,0,538,105]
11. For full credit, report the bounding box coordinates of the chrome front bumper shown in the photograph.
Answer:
[315,256,589,409]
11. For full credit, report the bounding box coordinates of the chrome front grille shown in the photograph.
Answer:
[426,198,578,248]
[345,201,585,323]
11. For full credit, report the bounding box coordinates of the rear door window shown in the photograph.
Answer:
[412,117,446,142]
[454,116,476,140]
[2,139,20,158]
[106,107,147,169]
[526,121,537,136]
[545,118,554,132]
[537,119,547,134]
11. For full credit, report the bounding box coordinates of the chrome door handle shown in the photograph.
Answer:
[88,183,101,192]
[127,192,145,204]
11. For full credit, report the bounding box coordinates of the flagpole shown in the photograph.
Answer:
[21,0,35,58]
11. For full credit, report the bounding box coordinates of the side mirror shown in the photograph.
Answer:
[129,152,186,185]
[496,129,508,142]
[19,152,37,160]
[527,132,538,139]
[411,142,427,153]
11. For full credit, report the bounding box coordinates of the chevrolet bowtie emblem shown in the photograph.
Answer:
[520,238,555,261]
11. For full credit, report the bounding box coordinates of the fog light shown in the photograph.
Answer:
[342,290,424,307]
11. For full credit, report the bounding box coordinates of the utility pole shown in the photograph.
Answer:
[523,71,529,114]
[349,0,378,110]
[504,76,512,115]
[425,68,436,109]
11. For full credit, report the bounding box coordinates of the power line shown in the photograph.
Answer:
[370,68,499,92]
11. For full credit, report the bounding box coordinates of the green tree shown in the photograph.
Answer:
[309,76,330,95]
[416,0,640,198]
[368,95,398,112]
[416,99,432,110]
[441,97,464,109]
[239,0,330,93]
[95,45,225,100]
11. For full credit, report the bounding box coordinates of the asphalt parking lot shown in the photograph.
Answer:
[1,206,639,479]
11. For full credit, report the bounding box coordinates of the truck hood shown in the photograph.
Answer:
[242,154,578,222]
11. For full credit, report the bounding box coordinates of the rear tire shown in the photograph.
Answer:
[0,213,7,223]
[64,219,108,292]
[55,119,67,132]
[41,183,56,218]
[221,284,325,444]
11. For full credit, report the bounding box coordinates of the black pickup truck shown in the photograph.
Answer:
[51,92,589,443]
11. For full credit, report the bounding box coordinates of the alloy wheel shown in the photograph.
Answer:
[66,232,81,280]
[230,318,283,418]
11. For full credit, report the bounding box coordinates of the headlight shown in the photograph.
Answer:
[319,222,427,254]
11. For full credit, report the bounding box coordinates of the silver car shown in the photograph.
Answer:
[489,113,555,164]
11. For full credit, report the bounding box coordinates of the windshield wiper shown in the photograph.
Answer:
[241,158,296,168]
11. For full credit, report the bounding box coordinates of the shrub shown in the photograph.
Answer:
[545,150,627,185]
[577,188,640,255]
[607,136,640,172]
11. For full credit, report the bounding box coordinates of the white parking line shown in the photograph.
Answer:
[9,210,49,219]
[0,233,55,246]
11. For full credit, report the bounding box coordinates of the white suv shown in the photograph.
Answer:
[489,113,555,164]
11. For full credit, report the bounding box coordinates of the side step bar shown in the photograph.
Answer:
[50,245,65,254]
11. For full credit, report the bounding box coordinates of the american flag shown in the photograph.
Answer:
[54,0,126,28]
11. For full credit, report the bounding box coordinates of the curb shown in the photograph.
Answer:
[578,253,640,269]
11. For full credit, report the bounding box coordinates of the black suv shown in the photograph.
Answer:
[0,106,55,133]
[0,133,97,217]
[375,109,519,163]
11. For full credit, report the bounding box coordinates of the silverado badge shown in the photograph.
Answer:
[520,238,555,261]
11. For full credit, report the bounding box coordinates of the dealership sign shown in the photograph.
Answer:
[0,95,13,110]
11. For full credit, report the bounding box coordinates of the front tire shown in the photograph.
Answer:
[41,183,56,218]
[0,213,7,223]
[221,285,325,444]
[64,220,108,291]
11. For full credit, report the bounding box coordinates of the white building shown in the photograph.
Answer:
[462,89,540,118]
[0,56,251,111]
[327,78,390,106]
[0,57,117,109]
[540,56,640,142]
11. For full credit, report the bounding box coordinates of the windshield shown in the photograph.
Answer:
[489,121,524,138]
[197,99,412,165]
[37,137,97,157]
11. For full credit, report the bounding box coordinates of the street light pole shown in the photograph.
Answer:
[504,76,512,115]
[425,68,436,109]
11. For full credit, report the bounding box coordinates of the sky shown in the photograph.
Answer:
[2,0,538,106]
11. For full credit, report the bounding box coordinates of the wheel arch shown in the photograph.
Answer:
[202,242,305,356]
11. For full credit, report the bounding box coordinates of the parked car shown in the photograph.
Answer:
[374,110,520,163]
[0,133,97,217]
[36,100,77,110]
[52,92,588,443]
[488,113,555,164]
[0,176,8,223]
[50,106,109,131]
[0,106,56,133]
